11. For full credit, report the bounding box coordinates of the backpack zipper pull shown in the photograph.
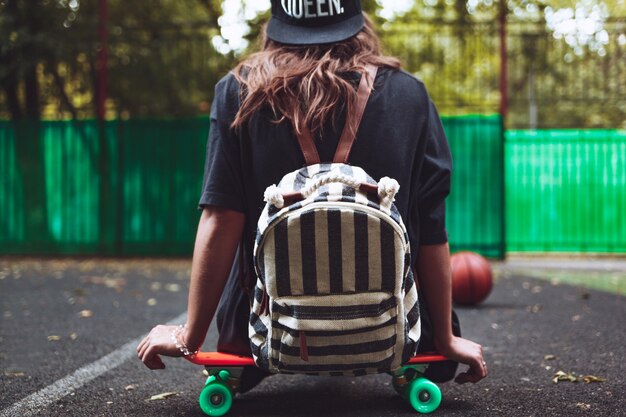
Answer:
[299,331,309,362]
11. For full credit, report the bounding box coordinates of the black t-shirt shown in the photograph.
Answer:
[200,67,452,269]
[199,67,452,355]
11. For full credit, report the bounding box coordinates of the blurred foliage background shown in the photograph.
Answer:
[1,0,624,127]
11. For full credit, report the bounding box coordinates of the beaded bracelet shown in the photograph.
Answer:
[170,325,198,358]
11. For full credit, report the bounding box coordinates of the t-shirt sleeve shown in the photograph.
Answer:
[417,99,452,244]
[198,75,246,212]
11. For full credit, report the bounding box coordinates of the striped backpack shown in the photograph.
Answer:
[249,65,420,375]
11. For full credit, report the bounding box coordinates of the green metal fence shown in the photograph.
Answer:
[1,119,209,255]
[506,129,626,253]
[0,116,506,257]
[446,115,505,258]
[5,120,625,256]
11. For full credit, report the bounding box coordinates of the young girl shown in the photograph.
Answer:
[138,0,487,389]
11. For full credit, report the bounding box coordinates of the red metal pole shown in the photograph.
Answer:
[498,0,508,259]
[97,0,114,253]
[97,0,108,120]
[499,0,508,123]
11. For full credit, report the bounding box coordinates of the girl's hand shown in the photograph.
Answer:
[436,336,487,384]
[136,325,184,370]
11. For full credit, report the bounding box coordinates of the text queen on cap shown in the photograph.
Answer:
[281,0,346,19]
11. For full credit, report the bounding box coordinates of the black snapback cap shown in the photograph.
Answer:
[267,0,364,45]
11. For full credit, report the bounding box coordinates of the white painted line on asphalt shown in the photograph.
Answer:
[0,312,188,417]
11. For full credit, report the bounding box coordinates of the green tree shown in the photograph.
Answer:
[366,0,625,127]
[0,0,234,250]
[0,0,235,120]
[0,0,78,246]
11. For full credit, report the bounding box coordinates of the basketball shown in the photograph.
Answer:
[450,252,493,306]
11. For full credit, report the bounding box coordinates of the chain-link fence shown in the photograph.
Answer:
[2,18,624,128]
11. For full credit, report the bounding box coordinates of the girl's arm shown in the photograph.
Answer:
[137,206,244,369]
[416,242,488,383]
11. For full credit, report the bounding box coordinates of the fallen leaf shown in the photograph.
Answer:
[82,276,127,292]
[553,371,578,384]
[582,375,607,384]
[571,315,581,322]
[148,392,177,401]
[147,298,157,306]
[576,403,591,410]
[4,371,25,377]
[544,354,557,361]
[103,278,126,290]
[125,384,136,391]
[553,371,607,384]
[165,283,180,292]
[150,282,162,291]
[47,335,61,341]
[69,332,78,340]
[79,310,93,318]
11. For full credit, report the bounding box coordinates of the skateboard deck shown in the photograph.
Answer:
[187,351,447,366]
[186,351,448,416]
[187,352,256,367]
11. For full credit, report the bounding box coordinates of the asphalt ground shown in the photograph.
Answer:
[0,258,624,417]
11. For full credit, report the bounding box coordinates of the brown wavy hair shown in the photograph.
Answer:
[231,13,400,136]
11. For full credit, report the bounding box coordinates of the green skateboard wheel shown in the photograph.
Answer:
[407,377,442,414]
[199,382,233,416]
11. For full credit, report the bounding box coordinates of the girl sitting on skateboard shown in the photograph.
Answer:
[138,0,487,390]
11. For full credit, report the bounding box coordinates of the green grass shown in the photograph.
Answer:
[513,269,626,296]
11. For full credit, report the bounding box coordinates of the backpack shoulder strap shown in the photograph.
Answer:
[333,64,378,164]
[293,64,378,166]
[295,125,321,166]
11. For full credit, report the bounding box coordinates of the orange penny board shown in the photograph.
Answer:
[186,352,255,366]
[186,352,447,367]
